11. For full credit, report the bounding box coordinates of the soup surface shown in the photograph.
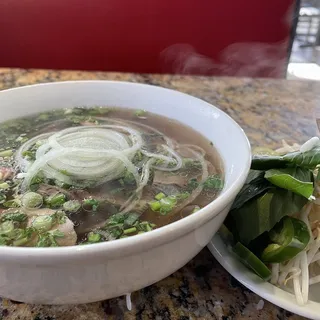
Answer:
[0,107,224,247]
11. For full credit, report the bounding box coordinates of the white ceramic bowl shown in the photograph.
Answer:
[0,81,250,304]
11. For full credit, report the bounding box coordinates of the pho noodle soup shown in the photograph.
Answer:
[0,107,224,247]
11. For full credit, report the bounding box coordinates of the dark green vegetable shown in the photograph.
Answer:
[261,216,310,263]
[251,146,320,170]
[264,167,314,199]
[227,189,308,245]
[225,141,320,281]
[231,170,273,211]
[233,242,271,280]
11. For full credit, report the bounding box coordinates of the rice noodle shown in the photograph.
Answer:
[301,251,309,304]
[292,255,304,305]
[271,263,279,285]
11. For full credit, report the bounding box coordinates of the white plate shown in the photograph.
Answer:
[208,234,320,320]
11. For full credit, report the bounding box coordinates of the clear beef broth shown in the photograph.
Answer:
[0,107,224,247]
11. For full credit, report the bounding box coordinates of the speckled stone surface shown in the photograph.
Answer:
[0,68,320,320]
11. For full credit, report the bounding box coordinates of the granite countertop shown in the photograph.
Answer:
[0,68,320,320]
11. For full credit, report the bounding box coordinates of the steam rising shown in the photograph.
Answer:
[161,41,288,77]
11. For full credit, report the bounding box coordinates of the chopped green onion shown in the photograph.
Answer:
[37,113,50,121]
[160,196,176,211]
[87,232,101,243]
[21,192,43,209]
[124,213,139,228]
[22,150,35,160]
[35,140,45,147]
[0,194,6,204]
[155,192,166,200]
[0,149,13,157]
[176,192,190,200]
[0,182,9,190]
[63,200,81,213]
[83,198,99,211]
[203,175,224,190]
[45,193,66,208]
[11,227,34,246]
[149,200,161,211]
[50,230,64,238]
[138,221,155,232]
[123,227,137,235]
[15,135,28,143]
[183,159,202,169]
[12,236,30,246]
[122,171,136,185]
[107,213,126,225]
[134,109,147,117]
[32,215,53,232]
[58,169,71,176]
[187,178,199,191]
[192,206,201,213]
[0,221,15,236]
[3,199,21,208]
[155,159,165,166]
[1,212,27,223]
[0,236,8,245]
[51,210,67,224]
[159,206,172,215]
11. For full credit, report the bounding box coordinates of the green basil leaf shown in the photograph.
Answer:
[252,146,320,170]
[231,170,273,210]
[227,189,308,245]
[264,167,314,199]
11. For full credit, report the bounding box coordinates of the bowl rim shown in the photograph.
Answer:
[0,80,251,261]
